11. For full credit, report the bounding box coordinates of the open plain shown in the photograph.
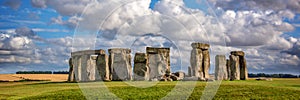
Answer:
[0,74,299,100]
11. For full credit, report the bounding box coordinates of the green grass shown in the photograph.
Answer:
[0,78,299,100]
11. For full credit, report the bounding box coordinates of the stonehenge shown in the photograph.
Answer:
[215,55,228,80]
[109,48,132,81]
[68,43,248,82]
[67,58,75,82]
[133,53,149,81]
[69,50,107,82]
[214,51,248,81]
[96,49,110,81]
[190,43,210,80]
[146,47,170,80]
[229,51,248,80]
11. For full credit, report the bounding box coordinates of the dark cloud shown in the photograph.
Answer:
[3,0,21,10]
[213,0,300,13]
[31,0,46,8]
[283,40,300,58]
[15,27,36,37]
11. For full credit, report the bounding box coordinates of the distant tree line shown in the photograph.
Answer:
[16,71,69,74]
[248,73,299,78]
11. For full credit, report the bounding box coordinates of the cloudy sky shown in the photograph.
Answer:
[0,0,299,75]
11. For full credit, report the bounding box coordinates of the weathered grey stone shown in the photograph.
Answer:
[71,50,106,82]
[190,43,210,80]
[240,56,248,80]
[188,66,191,77]
[203,50,210,79]
[96,50,110,81]
[170,74,178,81]
[86,55,96,81]
[109,48,132,81]
[81,54,89,82]
[71,50,106,56]
[146,47,170,80]
[226,59,231,80]
[191,43,210,50]
[230,51,245,56]
[190,48,204,79]
[229,51,248,81]
[158,74,174,81]
[134,53,147,63]
[173,72,185,80]
[72,55,81,82]
[68,58,75,82]
[215,55,228,80]
[230,55,240,80]
[133,53,149,81]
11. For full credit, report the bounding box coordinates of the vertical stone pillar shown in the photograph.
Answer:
[226,59,231,80]
[203,50,210,79]
[71,50,102,82]
[215,55,228,80]
[87,54,97,81]
[229,51,247,80]
[188,66,191,77]
[109,48,132,81]
[71,55,82,82]
[240,56,248,80]
[146,47,170,80]
[230,55,240,80]
[190,48,203,78]
[190,43,210,80]
[81,54,89,82]
[133,53,149,81]
[96,49,110,81]
[68,58,75,82]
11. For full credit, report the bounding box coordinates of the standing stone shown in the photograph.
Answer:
[188,66,191,77]
[133,53,149,81]
[230,55,240,80]
[190,43,210,80]
[203,50,210,79]
[96,49,110,81]
[229,51,248,80]
[146,47,170,80]
[226,59,231,80]
[240,56,248,80]
[68,58,75,82]
[173,72,185,80]
[215,55,228,80]
[72,55,81,82]
[87,55,97,81]
[109,48,132,81]
[81,54,89,82]
[190,48,203,79]
[70,50,108,82]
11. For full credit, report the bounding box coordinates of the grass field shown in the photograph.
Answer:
[0,78,299,100]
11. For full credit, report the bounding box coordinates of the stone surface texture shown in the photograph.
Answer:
[133,53,149,81]
[215,55,228,80]
[226,59,231,79]
[70,49,108,82]
[96,49,110,81]
[146,47,170,80]
[68,58,75,82]
[188,66,191,77]
[230,55,240,80]
[190,43,210,80]
[109,48,132,81]
[229,51,248,80]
